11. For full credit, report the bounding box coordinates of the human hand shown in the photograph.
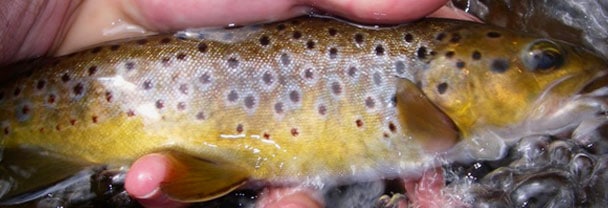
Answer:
[0,1,475,207]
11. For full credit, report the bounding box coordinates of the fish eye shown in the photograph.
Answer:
[521,40,564,72]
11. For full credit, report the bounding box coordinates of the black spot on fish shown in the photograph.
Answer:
[244,95,256,109]
[404,33,414,43]
[160,37,171,44]
[13,87,21,96]
[306,40,315,49]
[395,61,406,74]
[456,60,466,69]
[291,128,299,137]
[486,31,502,38]
[356,119,364,128]
[105,91,113,102]
[348,66,357,77]
[161,57,171,66]
[196,111,205,120]
[177,102,186,111]
[274,102,284,114]
[491,59,510,73]
[236,124,244,133]
[276,24,286,31]
[36,80,46,90]
[3,127,9,135]
[391,95,397,105]
[73,83,84,96]
[199,73,212,84]
[280,53,291,66]
[176,53,187,60]
[0,91,4,101]
[354,33,364,44]
[110,45,120,51]
[472,51,481,60]
[228,90,239,102]
[450,33,461,43]
[263,71,274,85]
[365,96,375,109]
[155,100,164,109]
[198,42,208,53]
[61,73,71,82]
[304,68,314,79]
[259,35,270,46]
[291,20,301,25]
[143,80,153,90]
[318,105,327,115]
[375,45,385,56]
[388,122,397,132]
[289,90,300,103]
[435,32,446,41]
[125,62,135,71]
[417,47,427,59]
[329,47,338,59]
[328,28,338,36]
[136,39,148,45]
[373,72,383,86]
[445,51,455,58]
[227,57,239,68]
[91,115,99,124]
[91,46,102,54]
[88,66,98,76]
[331,82,342,95]
[179,84,188,95]
[127,110,135,117]
[437,82,448,94]
[292,31,302,39]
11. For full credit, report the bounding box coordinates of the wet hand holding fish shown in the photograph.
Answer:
[0,16,606,204]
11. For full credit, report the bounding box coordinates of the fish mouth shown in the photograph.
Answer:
[580,72,608,95]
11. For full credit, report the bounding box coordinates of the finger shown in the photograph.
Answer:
[124,154,186,208]
[56,0,470,55]
[257,187,323,208]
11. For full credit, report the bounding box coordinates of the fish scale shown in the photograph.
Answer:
[1,16,607,203]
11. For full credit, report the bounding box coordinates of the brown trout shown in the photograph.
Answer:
[0,16,607,204]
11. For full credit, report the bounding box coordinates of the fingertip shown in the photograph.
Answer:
[125,153,186,208]
[258,187,323,208]
[313,0,450,23]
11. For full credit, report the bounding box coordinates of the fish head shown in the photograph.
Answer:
[417,23,608,159]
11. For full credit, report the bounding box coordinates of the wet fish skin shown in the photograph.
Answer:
[0,16,606,202]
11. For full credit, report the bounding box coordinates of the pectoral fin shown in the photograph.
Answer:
[395,79,460,153]
[159,150,250,202]
[0,146,100,205]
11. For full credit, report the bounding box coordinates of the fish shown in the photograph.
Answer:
[0,16,606,205]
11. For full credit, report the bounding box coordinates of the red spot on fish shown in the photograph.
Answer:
[356,119,363,128]
[236,124,244,133]
[291,128,299,137]
[263,133,271,139]
[21,105,30,115]
[39,128,44,133]
[92,116,98,123]
[48,94,56,104]
[70,119,77,126]
[56,125,61,131]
